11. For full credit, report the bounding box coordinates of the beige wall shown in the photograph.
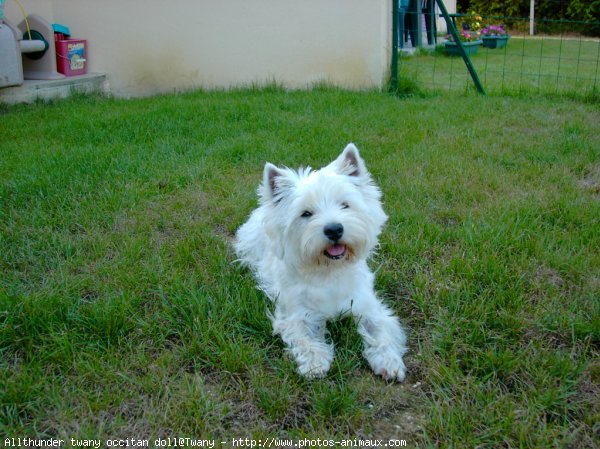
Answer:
[5,0,392,97]
[438,0,456,33]
[4,0,53,22]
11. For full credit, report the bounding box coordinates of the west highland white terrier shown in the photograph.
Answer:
[235,143,407,381]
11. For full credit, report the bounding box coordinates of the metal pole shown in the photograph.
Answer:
[391,0,399,92]
[435,0,486,94]
[530,0,535,35]
[415,0,423,47]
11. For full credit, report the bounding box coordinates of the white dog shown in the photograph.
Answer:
[235,143,407,381]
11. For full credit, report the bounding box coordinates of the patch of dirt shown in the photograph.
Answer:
[275,397,311,430]
[79,288,101,304]
[213,223,236,244]
[360,377,427,445]
[42,395,156,440]
[431,210,461,228]
[565,360,600,449]
[534,266,564,289]
[222,401,266,430]
[578,163,600,200]
[111,189,211,239]
[522,327,574,351]
[526,265,565,307]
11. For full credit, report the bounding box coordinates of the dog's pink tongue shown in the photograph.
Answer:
[326,244,346,257]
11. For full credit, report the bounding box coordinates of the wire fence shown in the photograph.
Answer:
[397,11,600,98]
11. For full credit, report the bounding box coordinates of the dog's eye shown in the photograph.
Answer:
[301,210,313,218]
[341,202,350,209]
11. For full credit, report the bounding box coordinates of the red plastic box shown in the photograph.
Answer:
[55,39,87,76]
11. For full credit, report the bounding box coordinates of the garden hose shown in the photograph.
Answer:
[22,29,48,60]
[13,0,32,40]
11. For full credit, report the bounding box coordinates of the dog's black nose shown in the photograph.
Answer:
[324,223,344,241]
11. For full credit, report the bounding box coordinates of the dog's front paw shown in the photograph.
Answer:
[366,348,407,382]
[294,346,333,379]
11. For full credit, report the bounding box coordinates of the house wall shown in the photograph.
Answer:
[4,0,392,97]
[439,0,456,33]
[4,0,53,22]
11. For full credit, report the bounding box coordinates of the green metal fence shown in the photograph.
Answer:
[393,5,600,98]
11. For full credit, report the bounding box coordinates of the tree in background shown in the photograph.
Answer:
[456,0,599,36]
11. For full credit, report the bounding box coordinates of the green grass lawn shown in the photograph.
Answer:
[400,36,600,96]
[1,89,599,447]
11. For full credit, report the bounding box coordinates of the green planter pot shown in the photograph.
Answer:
[444,40,483,56]
[482,35,510,49]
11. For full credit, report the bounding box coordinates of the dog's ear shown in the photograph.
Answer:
[260,163,292,203]
[331,143,368,178]
[263,163,282,197]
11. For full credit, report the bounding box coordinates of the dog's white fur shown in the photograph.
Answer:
[235,143,407,381]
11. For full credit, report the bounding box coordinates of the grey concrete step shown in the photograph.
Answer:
[0,72,107,104]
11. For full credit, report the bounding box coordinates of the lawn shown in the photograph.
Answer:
[1,88,599,448]
[400,36,600,96]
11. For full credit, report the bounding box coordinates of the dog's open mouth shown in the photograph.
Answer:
[324,244,347,260]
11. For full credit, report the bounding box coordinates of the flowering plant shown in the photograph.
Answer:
[480,24,507,36]
[446,30,480,43]
[458,10,483,32]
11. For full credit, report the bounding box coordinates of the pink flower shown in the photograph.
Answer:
[481,24,507,36]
